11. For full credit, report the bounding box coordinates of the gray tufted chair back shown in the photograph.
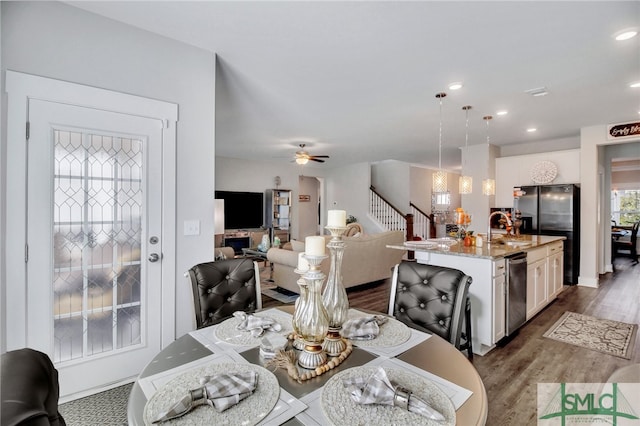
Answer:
[188,258,262,329]
[388,262,472,356]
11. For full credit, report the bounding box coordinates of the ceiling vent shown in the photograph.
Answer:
[525,87,549,97]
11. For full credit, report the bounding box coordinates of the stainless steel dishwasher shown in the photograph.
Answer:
[505,252,527,336]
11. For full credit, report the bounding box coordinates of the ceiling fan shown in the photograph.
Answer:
[294,143,330,164]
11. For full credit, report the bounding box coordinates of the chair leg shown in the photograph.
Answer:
[465,297,473,360]
[459,297,473,361]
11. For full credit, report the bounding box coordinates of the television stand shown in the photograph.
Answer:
[223,231,251,255]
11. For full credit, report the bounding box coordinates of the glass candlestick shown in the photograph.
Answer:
[291,268,308,350]
[322,226,349,356]
[297,254,329,370]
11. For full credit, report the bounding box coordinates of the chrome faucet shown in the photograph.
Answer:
[488,211,512,243]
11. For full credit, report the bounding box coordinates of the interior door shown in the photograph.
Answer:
[27,99,163,397]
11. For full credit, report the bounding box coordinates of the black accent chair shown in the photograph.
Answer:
[188,258,262,329]
[1,348,66,426]
[612,221,639,264]
[388,262,474,360]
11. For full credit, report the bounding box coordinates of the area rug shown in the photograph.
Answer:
[58,382,132,425]
[543,311,638,359]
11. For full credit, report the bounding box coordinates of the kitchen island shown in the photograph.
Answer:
[388,234,565,355]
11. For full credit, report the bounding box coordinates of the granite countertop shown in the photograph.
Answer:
[387,234,566,260]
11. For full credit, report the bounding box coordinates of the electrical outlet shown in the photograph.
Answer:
[184,220,200,236]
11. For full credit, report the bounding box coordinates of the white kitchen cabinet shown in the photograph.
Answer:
[492,264,506,343]
[526,246,548,320]
[547,245,564,302]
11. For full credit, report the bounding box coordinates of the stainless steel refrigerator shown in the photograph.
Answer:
[514,184,580,284]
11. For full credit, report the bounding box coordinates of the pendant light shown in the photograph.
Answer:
[459,105,473,194]
[432,92,447,193]
[482,115,496,196]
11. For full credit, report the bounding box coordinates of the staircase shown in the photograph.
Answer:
[368,186,434,240]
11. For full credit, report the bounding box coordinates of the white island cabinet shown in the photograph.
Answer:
[395,234,565,356]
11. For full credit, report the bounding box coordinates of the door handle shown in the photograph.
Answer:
[148,253,161,262]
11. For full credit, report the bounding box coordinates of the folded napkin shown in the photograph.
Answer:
[152,371,257,423]
[340,315,388,340]
[342,367,445,421]
[234,311,282,337]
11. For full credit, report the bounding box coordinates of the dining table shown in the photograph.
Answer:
[127,305,488,425]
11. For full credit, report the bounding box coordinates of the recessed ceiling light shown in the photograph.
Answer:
[630,81,640,88]
[526,128,537,133]
[496,110,508,116]
[448,82,463,90]
[525,87,549,97]
[614,29,638,41]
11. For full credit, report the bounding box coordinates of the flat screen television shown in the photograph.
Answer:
[215,190,264,230]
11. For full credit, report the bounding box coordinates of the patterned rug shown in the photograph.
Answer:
[543,312,638,359]
[58,382,132,425]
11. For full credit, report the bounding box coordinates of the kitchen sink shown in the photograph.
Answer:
[490,238,532,247]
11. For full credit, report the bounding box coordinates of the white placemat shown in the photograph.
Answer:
[189,308,293,352]
[360,328,432,358]
[321,366,456,426]
[296,356,472,425]
[346,310,411,347]
[138,351,307,425]
[215,309,293,345]
[143,363,279,426]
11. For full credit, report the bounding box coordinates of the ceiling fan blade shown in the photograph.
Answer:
[310,158,325,163]
[310,155,330,158]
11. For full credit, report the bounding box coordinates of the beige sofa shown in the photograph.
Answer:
[266,230,406,294]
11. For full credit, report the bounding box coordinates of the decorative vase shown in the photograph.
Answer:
[322,225,349,356]
[291,269,308,350]
[258,234,271,252]
[296,254,329,370]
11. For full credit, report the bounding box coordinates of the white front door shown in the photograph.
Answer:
[26,99,164,397]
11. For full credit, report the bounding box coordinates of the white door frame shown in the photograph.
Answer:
[5,70,177,351]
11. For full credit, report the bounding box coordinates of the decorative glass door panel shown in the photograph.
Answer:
[52,130,144,362]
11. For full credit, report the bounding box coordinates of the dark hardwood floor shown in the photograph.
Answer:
[260,258,640,425]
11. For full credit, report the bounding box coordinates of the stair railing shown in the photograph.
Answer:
[410,202,436,240]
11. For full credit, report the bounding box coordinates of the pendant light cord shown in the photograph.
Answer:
[462,105,471,170]
[436,92,446,171]
[484,115,492,143]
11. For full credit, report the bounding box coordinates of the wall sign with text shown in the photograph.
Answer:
[607,121,640,140]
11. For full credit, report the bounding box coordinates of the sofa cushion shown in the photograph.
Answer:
[290,240,305,252]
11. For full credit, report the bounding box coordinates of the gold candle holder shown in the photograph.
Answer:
[322,226,349,356]
[296,254,329,370]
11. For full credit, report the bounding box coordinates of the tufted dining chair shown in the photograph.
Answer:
[612,220,639,264]
[1,348,66,426]
[388,262,473,359]
[188,258,262,329]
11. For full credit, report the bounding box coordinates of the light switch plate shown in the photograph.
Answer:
[184,220,200,236]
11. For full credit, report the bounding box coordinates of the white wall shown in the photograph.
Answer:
[1,2,215,339]
[495,149,581,207]
[322,162,372,231]
[500,136,580,157]
[461,143,499,235]
[371,161,410,211]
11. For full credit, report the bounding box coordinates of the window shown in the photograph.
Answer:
[612,189,640,226]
